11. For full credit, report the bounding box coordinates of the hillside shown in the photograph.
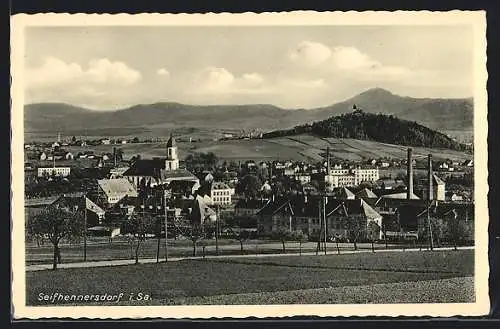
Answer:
[24,88,473,134]
[263,110,471,152]
[308,88,473,131]
[24,102,310,132]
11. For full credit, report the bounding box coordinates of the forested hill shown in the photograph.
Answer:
[263,110,471,152]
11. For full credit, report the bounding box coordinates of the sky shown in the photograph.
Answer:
[24,25,474,110]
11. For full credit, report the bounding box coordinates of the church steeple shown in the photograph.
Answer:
[166,133,176,148]
[165,133,179,171]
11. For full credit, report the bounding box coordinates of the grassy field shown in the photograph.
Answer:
[26,249,474,305]
[48,133,471,163]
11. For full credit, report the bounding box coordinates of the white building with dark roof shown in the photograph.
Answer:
[325,167,379,188]
[37,167,71,178]
[97,178,138,205]
[210,182,234,206]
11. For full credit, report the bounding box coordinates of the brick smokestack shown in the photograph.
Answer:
[428,154,433,200]
[407,148,413,200]
[325,146,331,193]
[326,146,330,174]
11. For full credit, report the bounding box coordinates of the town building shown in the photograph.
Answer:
[109,166,130,179]
[420,174,446,201]
[37,167,71,178]
[356,188,378,200]
[294,173,311,185]
[25,195,62,218]
[332,187,356,200]
[325,167,379,188]
[97,178,139,206]
[234,199,269,217]
[256,194,383,240]
[210,182,234,206]
[123,134,198,188]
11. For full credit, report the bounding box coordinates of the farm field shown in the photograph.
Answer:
[42,134,472,163]
[26,249,474,305]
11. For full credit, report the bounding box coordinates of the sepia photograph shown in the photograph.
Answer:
[10,11,488,319]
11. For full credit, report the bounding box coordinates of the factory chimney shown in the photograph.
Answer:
[406,148,413,200]
[325,146,331,194]
[326,146,330,175]
[428,154,433,201]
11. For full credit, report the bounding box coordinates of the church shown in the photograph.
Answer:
[123,134,199,189]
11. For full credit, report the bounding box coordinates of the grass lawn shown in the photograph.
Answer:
[26,249,474,305]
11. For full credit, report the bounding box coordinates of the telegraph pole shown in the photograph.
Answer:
[323,195,327,255]
[427,201,434,251]
[215,204,219,255]
[164,190,169,262]
[317,200,321,254]
[83,194,87,261]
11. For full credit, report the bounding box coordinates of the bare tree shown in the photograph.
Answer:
[28,206,84,270]
[226,215,255,253]
[271,228,292,253]
[367,221,381,253]
[121,211,154,264]
[345,216,364,251]
[189,224,205,257]
[291,231,308,255]
[446,210,468,250]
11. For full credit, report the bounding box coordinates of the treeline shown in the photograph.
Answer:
[263,111,471,152]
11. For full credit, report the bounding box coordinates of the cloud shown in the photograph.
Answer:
[26,57,142,89]
[157,68,170,77]
[288,41,332,66]
[330,46,379,70]
[241,73,264,85]
[193,66,235,92]
[25,57,143,109]
[287,42,418,82]
[283,78,328,89]
[190,67,267,95]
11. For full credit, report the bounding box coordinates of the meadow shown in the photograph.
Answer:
[45,134,471,163]
[26,249,474,305]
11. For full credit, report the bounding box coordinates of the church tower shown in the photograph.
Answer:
[165,133,179,171]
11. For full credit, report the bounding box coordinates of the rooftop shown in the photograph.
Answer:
[212,182,231,190]
[25,195,61,207]
[97,178,138,198]
[123,159,165,177]
[356,188,378,199]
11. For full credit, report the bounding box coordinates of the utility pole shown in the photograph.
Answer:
[427,201,434,251]
[317,200,321,254]
[156,201,161,263]
[323,195,327,255]
[215,204,219,255]
[83,194,87,261]
[164,190,169,262]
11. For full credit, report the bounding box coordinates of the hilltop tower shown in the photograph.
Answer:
[165,133,179,171]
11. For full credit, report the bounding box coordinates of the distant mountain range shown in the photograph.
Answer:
[24,88,473,134]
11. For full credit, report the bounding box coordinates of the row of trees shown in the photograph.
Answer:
[27,202,472,271]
